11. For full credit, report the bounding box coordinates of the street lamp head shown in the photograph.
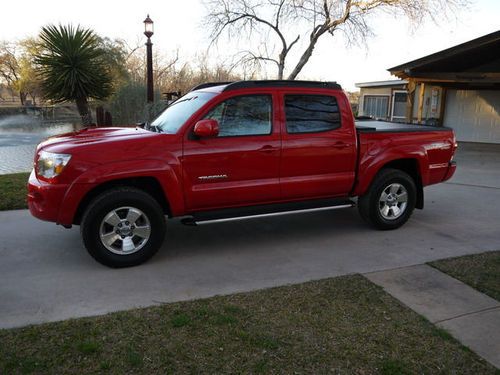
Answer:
[144,14,154,38]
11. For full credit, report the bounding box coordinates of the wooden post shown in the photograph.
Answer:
[405,79,416,123]
[417,82,426,124]
[104,111,112,126]
[438,87,447,126]
[96,106,104,126]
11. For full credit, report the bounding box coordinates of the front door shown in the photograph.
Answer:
[391,91,407,121]
[182,93,281,211]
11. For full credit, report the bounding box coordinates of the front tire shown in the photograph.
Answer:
[81,187,166,268]
[358,168,416,230]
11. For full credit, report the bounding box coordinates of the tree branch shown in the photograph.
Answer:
[203,0,469,80]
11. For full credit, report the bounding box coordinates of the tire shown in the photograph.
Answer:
[81,187,166,268]
[358,168,416,230]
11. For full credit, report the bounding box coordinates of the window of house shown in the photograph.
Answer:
[284,95,341,133]
[392,92,408,119]
[204,95,272,137]
[363,95,389,119]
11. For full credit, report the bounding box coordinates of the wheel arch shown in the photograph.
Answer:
[382,159,424,209]
[357,167,418,230]
[356,157,424,210]
[73,176,171,225]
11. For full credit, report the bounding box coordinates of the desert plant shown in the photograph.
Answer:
[35,24,113,125]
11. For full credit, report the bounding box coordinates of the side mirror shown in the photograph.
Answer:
[193,119,219,138]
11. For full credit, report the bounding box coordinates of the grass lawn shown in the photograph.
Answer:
[430,250,500,301]
[0,275,496,375]
[0,172,30,211]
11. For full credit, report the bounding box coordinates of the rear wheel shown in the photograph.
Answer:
[358,168,416,230]
[81,187,166,267]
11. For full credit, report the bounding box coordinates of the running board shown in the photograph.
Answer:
[181,199,355,226]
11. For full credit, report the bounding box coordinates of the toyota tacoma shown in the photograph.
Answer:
[28,80,457,267]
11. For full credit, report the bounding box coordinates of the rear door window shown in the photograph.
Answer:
[285,95,341,133]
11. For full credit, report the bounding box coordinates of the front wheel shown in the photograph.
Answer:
[358,168,416,230]
[81,187,166,267]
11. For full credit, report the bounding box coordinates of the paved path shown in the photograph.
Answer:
[0,144,499,329]
[366,264,500,368]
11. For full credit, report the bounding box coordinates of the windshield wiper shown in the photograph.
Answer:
[148,124,162,133]
[169,96,196,107]
[142,122,161,133]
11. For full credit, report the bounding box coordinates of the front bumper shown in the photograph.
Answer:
[27,170,69,223]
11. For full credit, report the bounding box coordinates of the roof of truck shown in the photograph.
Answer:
[190,80,342,93]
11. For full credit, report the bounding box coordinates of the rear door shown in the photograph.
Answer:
[182,92,281,211]
[279,91,357,200]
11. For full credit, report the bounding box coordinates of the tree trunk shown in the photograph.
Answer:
[19,92,27,106]
[277,65,284,80]
[277,51,285,79]
[75,97,93,126]
[287,41,317,80]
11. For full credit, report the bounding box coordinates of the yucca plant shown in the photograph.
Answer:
[35,24,112,125]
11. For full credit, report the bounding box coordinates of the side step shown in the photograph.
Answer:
[181,199,355,226]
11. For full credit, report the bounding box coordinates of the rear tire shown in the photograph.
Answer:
[81,187,166,268]
[358,168,416,230]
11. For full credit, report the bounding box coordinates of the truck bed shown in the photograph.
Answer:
[353,119,456,195]
[356,120,452,133]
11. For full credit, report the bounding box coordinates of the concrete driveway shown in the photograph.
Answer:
[1,143,499,329]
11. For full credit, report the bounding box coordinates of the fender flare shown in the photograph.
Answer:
[57,159,185,225]
[353,144,429,199]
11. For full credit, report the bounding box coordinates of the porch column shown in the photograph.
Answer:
[417,82,426,124]
[405,79,416,123]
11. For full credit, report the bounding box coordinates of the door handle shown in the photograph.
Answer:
[332,141,350,149]
[259,145,278,153]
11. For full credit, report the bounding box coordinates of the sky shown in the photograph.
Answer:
[1,0,499,91]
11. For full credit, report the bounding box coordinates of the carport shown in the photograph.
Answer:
[389,30,500,143]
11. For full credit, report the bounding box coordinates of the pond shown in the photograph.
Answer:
[0,115,80,175]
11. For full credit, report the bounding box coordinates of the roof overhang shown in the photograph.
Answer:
[388,30,500,85]
[355,79,407,88]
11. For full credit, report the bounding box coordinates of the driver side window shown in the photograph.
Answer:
[204,95,272,137]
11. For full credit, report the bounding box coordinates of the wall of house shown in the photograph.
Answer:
[358,85,406,119]
[443,89,500,143]
[359,87,391,118]
[411,84,444,124]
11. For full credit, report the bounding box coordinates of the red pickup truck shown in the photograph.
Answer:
[28,80,457,267]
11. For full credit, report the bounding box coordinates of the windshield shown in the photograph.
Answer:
[151,92,216,134]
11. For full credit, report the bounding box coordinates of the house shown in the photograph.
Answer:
[356,80,409,121]
[356,30,500,143]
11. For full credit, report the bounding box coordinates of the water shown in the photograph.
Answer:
[0,115,80,175]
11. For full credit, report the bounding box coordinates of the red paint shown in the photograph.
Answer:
[27,83,457,226]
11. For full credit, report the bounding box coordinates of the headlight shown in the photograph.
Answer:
[36,151,72,179]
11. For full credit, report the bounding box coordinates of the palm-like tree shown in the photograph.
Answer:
[36,25,112,125]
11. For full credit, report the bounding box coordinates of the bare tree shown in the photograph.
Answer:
[0,42,25,104]
[204,0,466,80]
[0,39,43,105]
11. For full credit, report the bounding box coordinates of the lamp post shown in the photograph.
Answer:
[144,15,154,103]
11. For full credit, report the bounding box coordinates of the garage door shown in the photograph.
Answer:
[443,90,500,143]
